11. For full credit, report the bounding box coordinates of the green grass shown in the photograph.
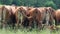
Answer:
[0,28,60,34]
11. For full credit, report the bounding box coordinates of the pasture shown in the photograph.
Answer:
[0,26,60,34]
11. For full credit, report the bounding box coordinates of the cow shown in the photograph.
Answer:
[36,7,55,29]
[26,7,40,29]
[1,5,18,29]
[15,6,30,28]
[36,7,48,29]
[46,7,55,26]
[0,5,12,28]
[54,9,60,25]
[45,7,56,30]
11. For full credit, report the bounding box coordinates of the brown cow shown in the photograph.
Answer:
[26,8,40,29]
[36,7,48,29]
[45,7,56,30]
[54,9,60,25]
[1,5,12,28]
[36,7,55,29]
[2,5,18,29]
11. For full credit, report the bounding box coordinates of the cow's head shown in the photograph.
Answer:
[18,6,27,14]
[47,7,55,14]
[45,7,55,18]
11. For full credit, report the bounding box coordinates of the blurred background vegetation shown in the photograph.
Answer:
[0,0,60,9]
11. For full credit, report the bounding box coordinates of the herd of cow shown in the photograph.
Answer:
[0,5,60,30]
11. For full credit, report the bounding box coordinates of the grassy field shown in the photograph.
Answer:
[0,28,60,34]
